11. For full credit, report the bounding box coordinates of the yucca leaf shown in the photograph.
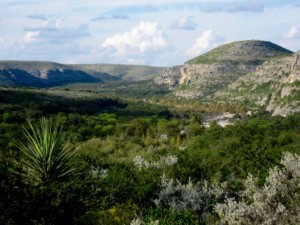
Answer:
[16,117,76,185]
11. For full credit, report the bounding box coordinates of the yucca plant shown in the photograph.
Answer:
[16,117,75,185]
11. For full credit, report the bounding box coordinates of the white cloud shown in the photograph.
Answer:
[22,18,89,44]
[101,21,169,64]
[20,31,40,44]
[170,16,197,30]
[284,26,299,39]
[187,29,224,56]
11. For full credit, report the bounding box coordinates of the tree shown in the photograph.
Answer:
[16,117,76,185]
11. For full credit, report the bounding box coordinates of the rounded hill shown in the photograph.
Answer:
[187,40,293,65]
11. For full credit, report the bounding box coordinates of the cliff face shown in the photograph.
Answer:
[154,40,298,115]
[154,66,181,89]
[154,40,293,99]
[215,52,300,115]
[174,63,257,98]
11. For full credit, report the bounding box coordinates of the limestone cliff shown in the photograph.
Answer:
[154,66,181,89]
[173,40,292,99]
[215,51,300,115]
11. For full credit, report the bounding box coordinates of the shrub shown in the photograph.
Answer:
[215,152,300,225]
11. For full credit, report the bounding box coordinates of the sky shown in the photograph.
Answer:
[0,0,300,66]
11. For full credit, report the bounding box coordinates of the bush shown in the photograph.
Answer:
[215,152,300,225]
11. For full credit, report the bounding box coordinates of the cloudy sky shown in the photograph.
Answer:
[0,0,300,66]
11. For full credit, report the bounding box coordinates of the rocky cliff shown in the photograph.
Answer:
[215,51,300,115]
[173,40,293,99]
[154,66,181,89]
[154,40,298,115]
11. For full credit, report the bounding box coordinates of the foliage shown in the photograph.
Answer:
[154,176,225,220]
[16,117,76,184]
[0,86,300,224]
[215,152,300,225]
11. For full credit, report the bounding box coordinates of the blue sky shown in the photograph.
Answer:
[0,0,300,66]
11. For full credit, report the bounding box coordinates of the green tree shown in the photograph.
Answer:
[16,117,76,184]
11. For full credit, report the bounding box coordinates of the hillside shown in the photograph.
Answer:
[0,61,165,87]
[154,40,294,99]
[214,51,300,115]
[187,40,293,65]
[73,64,165,81]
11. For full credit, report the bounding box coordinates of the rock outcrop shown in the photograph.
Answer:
[174,63,256,98]
[158,40,293,99]
[215,51,300,115]
[154,40,298,115]
[154,66,181,89]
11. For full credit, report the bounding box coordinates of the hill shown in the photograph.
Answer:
[152,40,300,115]
[0,61,165,87]
[187,40,293,65]
[154,40,294,99]
[214,51,300,115]
[73,64,165,81]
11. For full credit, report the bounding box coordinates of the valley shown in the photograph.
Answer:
[0,40,299,225]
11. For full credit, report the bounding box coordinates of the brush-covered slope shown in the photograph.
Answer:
[187,40,293,65]
[73,64,165,81]
[0,61,102,87]
[172,40,293,99]
[0,61,165,87]
[215,51,300,115]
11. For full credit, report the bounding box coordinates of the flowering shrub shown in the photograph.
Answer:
[154,175,224,219]
[130,218,159,225]
[133,154,178,170]
[215,152,300,225]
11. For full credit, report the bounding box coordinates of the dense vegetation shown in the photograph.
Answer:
[0,87,299,224]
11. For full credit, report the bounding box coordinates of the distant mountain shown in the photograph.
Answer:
[0,61,165,87]
[1,40,299,116]
[73,64,165,81]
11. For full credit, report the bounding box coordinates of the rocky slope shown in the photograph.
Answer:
[0,61,165,87]
[215,51,300,115]
[154,40,299,115]
[172,40,293,99]
[153,66,181,89]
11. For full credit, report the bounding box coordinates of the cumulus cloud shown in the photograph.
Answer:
[170,16,197,30]
[187,29,224,56]
[284,26,300,39]
[101,21,169,64]
[20,31,39,44]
